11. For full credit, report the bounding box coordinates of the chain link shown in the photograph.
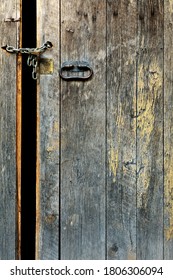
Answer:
[4,41,53,55]
[27,55,38,80]
[27,54,34,66]
[2,41,53,80]
[32,56,38,80]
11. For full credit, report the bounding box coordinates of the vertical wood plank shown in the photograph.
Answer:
[136,0,164,259]
[36,0,60,259]
[164,0,173,259]
[0,0,21,259]
[60,0,106,259]
[107,0,137,260]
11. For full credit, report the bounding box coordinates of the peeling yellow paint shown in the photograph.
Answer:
[46,146,54,153]
[108,90,136,181]
[169,0,173,14]
[47,120,60,153]
[137,59,162,206]
[165,153,173,241]
[53,120,59,133]
[138,64,145,91]
[109,144,119,182]
[108,103,124,180]
[165,223,173,241]
[138,60,162,135]
[116,103,125,127]
[137,60,162,138]
[47,139,59,153]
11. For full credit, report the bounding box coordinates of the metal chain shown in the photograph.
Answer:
[27,55,38,80]
[27,54,34,67]
[2,41,53,80]
[3,41,53,55]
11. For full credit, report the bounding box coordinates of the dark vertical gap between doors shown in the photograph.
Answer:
[21,0,36,259]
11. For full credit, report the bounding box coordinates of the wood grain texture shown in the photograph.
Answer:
[36,0,173,260]
[136,0,164,259]
[106,0,137,260]
[36,0,60,259]
[60,0,106,259]
[164,0,173,259]
[0,0,20,259]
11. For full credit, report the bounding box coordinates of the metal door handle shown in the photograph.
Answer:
[59,61,93,80]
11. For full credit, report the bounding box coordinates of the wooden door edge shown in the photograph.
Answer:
[35,81,41,260]
[16,0,22,260]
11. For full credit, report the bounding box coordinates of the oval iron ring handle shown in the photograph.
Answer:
[59,64,93,80]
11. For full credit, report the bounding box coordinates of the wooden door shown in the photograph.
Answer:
[36,0,173,260]
[0,0,21,259]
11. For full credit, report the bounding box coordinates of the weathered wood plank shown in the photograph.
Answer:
[136,0,164,259]
[36,0,60,259]
[60,0,106,259]
[0,0,20,259]
[164,0,173,259]
[107,0,137,260]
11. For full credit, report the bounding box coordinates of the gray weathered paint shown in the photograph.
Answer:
[107,0,137,260]
[26,0,173,259]
[60,0,106,260]
[36,0,60,260]
[136,0,164,259]
[3,0,173,261]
